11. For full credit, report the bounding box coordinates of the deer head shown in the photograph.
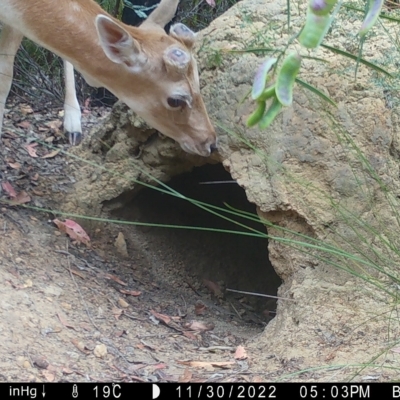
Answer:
[94,3,217,157]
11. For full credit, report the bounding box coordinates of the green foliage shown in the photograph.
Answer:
[247,0,392,130]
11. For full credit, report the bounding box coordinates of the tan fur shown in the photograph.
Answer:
[0,0,216,156]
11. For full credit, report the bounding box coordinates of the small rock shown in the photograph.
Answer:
[93,331,101,339]
[61,302,72,310]
[84,341,96,351]
[33,355,49,369]
[16,356,25,367]
[24,279,33,288]
[94,344,107,358]
[115,232,129,258]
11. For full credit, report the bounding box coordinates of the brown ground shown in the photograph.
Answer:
[0,102,285,382]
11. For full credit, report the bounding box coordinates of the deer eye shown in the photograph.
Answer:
[167,97,187,108]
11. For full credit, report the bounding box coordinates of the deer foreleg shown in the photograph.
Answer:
[63,59,82,145]
[0,25,23,139]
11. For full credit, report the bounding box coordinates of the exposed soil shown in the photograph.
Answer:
[0,102,283,382]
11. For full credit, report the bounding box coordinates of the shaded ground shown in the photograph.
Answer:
[0,102,284,382]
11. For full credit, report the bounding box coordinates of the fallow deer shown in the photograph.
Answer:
[0,0,217,157]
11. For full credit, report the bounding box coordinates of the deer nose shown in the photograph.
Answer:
[210,142,218,153]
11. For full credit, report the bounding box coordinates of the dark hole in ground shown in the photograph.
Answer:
[111,163,281,319]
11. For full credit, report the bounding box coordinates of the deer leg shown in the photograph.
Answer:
[63,59,82,145]
[0,24,23,140]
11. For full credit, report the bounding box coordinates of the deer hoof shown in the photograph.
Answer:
[68,132,82,146]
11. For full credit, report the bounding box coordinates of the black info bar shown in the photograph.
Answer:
[3,382,399,399]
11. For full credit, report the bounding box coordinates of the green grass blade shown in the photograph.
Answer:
[295,78,337,107]
[321,44,393,77]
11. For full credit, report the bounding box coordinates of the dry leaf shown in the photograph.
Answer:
[45,120,62,132]
[178,369,193,383]
[234,345,247,360]
[104,274,127,286]
[11,280,32,290]
[119,289,141,297]
[63,219,90,243]
[70,269,85,279]
[8,162,21,169]
[114,330,128,337]
[182,331,198,340]
[112,307,123,320]
[183,321,214,332]
[130,364,146,372]
[41,370,55,382]
[62,367,74,375]
[139,340,157,351]
[42,149,61,159]
[195,301,207,315]
[3,130,18,138]
[53,219,90,246]
[177,360,235,370]
[152,363,167,370]
[114,232,129,258]
[203,279,223,297]
[10,191,31,205]
[25,143,38,157]
[325,352,336,362]
[80,322,92,332]
[71,339,90,354]
[1,181,17,198]
[31,173,39,181]
[57,312,76,330]
[31,189,45,196]
[18,120,32,129]
[150,310,172,325]
[20,104,34,114]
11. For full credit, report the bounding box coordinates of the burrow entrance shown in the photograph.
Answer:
[111,163,281,321]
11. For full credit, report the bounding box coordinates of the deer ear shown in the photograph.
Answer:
[95,15,144,67]
[169,23,196,49]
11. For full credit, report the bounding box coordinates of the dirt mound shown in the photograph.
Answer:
[62,0,400,378]
[2,0,400,382]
